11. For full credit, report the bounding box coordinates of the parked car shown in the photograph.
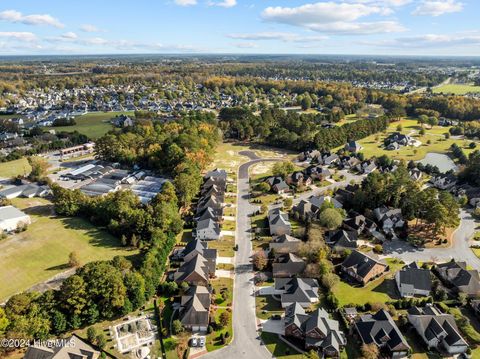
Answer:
[190,337,198,347]
[199,337,206,347]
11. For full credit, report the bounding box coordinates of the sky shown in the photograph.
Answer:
[0,0,479,56]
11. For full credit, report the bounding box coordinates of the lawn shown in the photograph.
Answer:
[209,141,296,173]
[54,111,134,139]
[433,83,480,95]
[211,277,233,307]
[208,235,235,257]
[206,308,233,352]
[333,258,403,307]
[343,118,479,162]
[0,157,31,178]
[260,332,303,359]
[255,295,284,320]
[0,198,137,302]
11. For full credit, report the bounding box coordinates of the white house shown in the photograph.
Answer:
[0,206,31,232]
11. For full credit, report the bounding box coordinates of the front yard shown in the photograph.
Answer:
[208,235,235,257]
[211,277,233,307]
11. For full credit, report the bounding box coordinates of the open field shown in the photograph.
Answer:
[0,198,137,302]
[210,141,296,173]
[433,83,480,95]
[54,111,134,139]
[0,157,31,178]
[344,118,479,162]
[260,332,303,359]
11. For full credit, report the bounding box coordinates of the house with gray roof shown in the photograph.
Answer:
[436,261,480,297]
[345,141,363,153]
[173,253,211,286]
[274,277,319,308]
[325,230,358,251]
[0,205,31,232]
[408,305,468,355]
[268,208,292,236]
[284,302,346,357]
[265,176,291,194]
[23,334,99,359]
[395,262,432,297]
[181,239,217,273]
[180,285,211,332]
[269,234,302,254]
[354,309,410,358]
[195,218,221,241]
[341,250,388,285]
[272,253,306,278]
[204,168,227,181]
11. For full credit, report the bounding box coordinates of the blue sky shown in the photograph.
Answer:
[0,0,479,56]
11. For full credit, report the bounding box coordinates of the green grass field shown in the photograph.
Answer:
[0,157,31,178]
[54,111,134,139]
[345,118,479,162]
[433,83,480,95]
[0,198,137,302]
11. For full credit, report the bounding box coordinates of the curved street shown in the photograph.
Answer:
[383,209,480,270]
[203,151,281,359]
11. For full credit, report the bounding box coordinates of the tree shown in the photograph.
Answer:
[252,251,268,270]
[219,311,230,328]
[321,273,340,291]
[272,162,295,179]
[257,182,270,193]
[283,198,293,209]
[172,319,183,334]
[68,251,81,268]
[319,208,343,230]
[95,333,107,349]
[0,307,9,334]
[260,203,268,214]
[59,275,87,316]
[361,343,379,359]
[27,156,50,181]
[87,326,98,343]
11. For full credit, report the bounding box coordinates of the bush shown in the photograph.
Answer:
[172,320,183,334]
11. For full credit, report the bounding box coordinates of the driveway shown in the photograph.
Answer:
[215,269,234,279]
[257,286,275,296]
[217,256,234,265]
[202,151,281,359]
[383,209,480,270]
[260,318,285,335]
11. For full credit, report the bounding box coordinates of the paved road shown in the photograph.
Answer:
[203,151,281,359]
[383,209,480,270]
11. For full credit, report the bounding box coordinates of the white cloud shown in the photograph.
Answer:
[80,24,102,33]
[369,32,480,48]
[261,2,406,34]
[232,42,259,48]
[0,31,37,42]
[227,32,328,42]
[0,9,63,28]
[174,0,197,6]
[61,32,78,40]
[209,0,237,8]
[412,0,463,16]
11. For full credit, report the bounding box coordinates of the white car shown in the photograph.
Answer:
[199,337,206,347]
[190,337,198,347]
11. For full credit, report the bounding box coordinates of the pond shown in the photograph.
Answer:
[417,152,458,173]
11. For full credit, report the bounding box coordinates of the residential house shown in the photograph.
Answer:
[173,254,211,286]
[409,168,423,181]
[395,262,432,298]
[309,195,343,210]
[304,165,331,181]
[0,205,31,232]
[111,114,134,127]
[334,184,359,205]
[430,174,457,190]
[408,305,468,355]
[265,176,291,194]
[356,160,377,174]
[298,149,321,163]
[180,285,211,332]
[272,253,306,278]
[194,206,221,222]
[354,309,410,358]
[181,239,217,273]
[436,261,480,297]
[195,218,221,241]
[384,132,415,149]
[23,334,100,359]
[342,213,377,236]
[287,171,312,187]
[204,168,228,181]
[325,230,358,251]
[291,199,319,222]
[269,234,302,254]
[284,303,346,357]
[341,250,388,285]
[322,153,340,166]
[268,208,292,236]
[373,206,404,233]
[344,141,363,153]
[274,277,320,308]
[339,156,361,170]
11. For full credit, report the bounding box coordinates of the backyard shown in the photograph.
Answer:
[0,197,136,302]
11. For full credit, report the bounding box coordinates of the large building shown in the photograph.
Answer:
[0,205,31,232]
